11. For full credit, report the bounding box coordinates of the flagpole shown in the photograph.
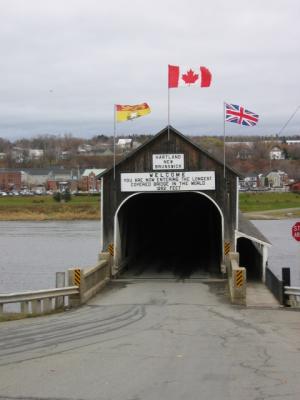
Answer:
[278,105,300,136]
[168,87,170,141]
[113,105,116,181]
[223,101,226,180]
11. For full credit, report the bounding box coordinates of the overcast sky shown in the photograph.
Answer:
[0,0,299,139]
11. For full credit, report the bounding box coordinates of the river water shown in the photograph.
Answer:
[252,219,300,286]
[0,221,101,293]
[0,219,299,294]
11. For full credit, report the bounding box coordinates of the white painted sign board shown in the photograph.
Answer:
[121,171,215,192]
[152,154,184,170]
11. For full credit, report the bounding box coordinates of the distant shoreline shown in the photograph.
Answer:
[0,212,100,221]
[1,210,299,221]
[244,208,300,220]
[0,192,299,221]
[0,195,100,221]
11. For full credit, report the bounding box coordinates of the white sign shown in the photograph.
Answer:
[152,154,184,170]
[121,171,215,192]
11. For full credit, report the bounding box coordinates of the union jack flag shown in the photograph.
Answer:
[225,103,259,126]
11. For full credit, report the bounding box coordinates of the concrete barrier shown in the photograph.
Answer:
[227,252,247,305]
[68,252,111,307]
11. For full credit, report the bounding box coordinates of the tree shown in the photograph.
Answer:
[251,141,270,161]
[193,136,223,159]
[287,144,300,160]
[0,137,11,153]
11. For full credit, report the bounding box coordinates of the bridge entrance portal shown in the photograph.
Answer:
[115,192,223,278]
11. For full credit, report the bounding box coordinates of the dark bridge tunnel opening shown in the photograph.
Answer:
[237,237,263,281]
[116,193,222,278]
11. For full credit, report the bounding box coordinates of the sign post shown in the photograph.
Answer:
[291,222,300,305]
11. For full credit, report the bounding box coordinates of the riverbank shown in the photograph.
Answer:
[0,195,100,220]
[244,207,300,220]
[0,192,299,220]
[239,191,300,212]
[240,192,300,220]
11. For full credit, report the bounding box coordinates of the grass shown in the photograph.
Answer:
[0,194,99,207]
[0,192,299,220]
[239,192,300,212]
[0,194,100,220]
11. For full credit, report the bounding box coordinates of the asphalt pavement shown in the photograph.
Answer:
[0,279,300,400]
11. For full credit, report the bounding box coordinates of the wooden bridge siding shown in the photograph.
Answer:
[102,130,238,252]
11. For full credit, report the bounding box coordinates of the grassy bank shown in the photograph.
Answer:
[239,192,300,212]
[0,192,299,220]
[0,195,100,220]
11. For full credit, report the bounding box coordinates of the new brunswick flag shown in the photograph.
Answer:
[116,103,151,122]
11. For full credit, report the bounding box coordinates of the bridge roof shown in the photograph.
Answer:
[98,125,242,178]
[238,212,271,246]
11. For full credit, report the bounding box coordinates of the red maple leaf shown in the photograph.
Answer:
[182,69,199,84]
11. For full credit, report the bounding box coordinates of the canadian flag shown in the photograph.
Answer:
[168,65,212,88]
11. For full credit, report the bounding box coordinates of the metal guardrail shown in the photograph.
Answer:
[0,286,79,314]
[1,252,112,318]
[284,286,300,296]
[0,286,79,304]
[284,286,300,308]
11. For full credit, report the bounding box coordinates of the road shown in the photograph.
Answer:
[0,279,300,400]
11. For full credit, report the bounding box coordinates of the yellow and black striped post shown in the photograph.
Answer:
[68,268,82,308]
[73,268,81,286]
[224,241,231,256]
[108,243,114,256]
[235,269,244,288]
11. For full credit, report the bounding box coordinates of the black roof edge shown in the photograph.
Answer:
[98,125,243,179]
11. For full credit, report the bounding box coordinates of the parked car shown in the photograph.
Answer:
[20,190,34,196]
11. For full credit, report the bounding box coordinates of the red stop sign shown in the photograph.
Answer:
[292,222,300,242]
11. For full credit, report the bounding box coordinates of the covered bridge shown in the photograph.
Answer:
[99,126,270,279]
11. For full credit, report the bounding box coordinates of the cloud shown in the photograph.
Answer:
[0,0,299,138]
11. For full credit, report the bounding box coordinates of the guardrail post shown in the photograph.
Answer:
[55,272,66,309]
[283,287,300,307]
[289,295,299,307]
[21,302,29,314]
[43,298,52,313]
[32,299,42,314]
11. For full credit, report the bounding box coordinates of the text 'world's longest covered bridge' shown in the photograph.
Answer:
[98,126,270,280]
